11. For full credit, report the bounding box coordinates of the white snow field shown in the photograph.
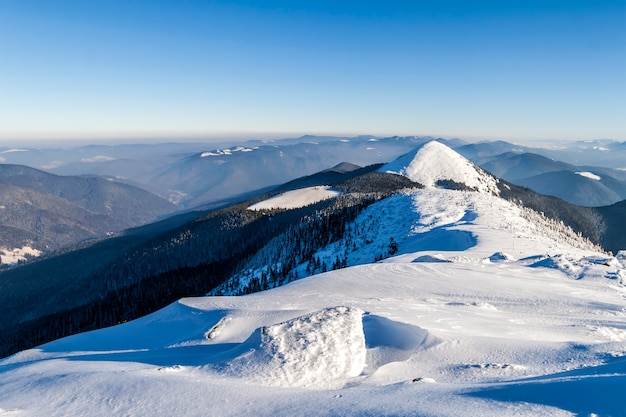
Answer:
[1,141,626,416]
[248,186,340,210]
[575,171,602,181]
[0,245,42,265]
[380,140,500,194]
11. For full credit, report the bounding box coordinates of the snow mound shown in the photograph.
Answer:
[413,254,451,263]
[529,255,579,277]
[226,306,366,389]
[248,186,340,211]
[380,141,499,194]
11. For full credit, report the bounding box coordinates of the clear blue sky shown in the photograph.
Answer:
[1,0,625,143]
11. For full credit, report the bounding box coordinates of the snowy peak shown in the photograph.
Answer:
[380,140,499,194]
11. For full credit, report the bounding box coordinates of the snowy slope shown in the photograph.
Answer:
[380,140,500,194]
[248,186,340,211]
[1,184,625,416]
[0,241,624,416]
[0,245,41,265]
[212,187,607,296]
[1,144,625,416]
[213,141,602,295]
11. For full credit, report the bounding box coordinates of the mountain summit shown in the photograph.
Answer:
[380,140,500,194]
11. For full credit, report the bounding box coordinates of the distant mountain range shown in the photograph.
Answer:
[1,136,454,207]
[3,136,626,209]
[477,152,626,206]
[0,164,176,262]
[1,136,626,265]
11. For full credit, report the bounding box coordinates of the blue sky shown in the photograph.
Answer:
[1,0,625,143]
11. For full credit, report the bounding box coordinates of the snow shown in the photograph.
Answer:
[201,146,256,157]
[1,172,626,415]
[81,155,116,162]
[2,249,624,416]
[220,186,602,295]
[0,245,42,265]
[380,140,500,194]
[224,306,366,389]
[0,148,28,154]
[247,186,340,211]
[576,171,602,181]
[40,160,64,169]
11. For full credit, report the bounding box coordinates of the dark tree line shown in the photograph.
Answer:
[4,259,235,356]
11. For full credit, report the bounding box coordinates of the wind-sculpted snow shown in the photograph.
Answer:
[2,257,625,416]
[223,306,366,389]
[362,313,429,374]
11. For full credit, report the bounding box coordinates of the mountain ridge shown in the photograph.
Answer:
[1,142,625,360]
[0,164,177,261]
[1,143,625,415]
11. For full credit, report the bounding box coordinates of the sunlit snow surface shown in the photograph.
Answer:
[381,140,500,194]
[248,186,340,210]
[1,186,625,416]
[0,245,42,265]
[575,171,602,181]
[1,138,624,417]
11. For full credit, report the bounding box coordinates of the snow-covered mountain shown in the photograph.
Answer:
[145,137,442,207]
[2,141,625,416]
[4,137,626,209]
[211,141,603,296]
[2,136,443,207]
[380,140,500,194]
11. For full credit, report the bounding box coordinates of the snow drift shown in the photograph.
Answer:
[224,306,366,389]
